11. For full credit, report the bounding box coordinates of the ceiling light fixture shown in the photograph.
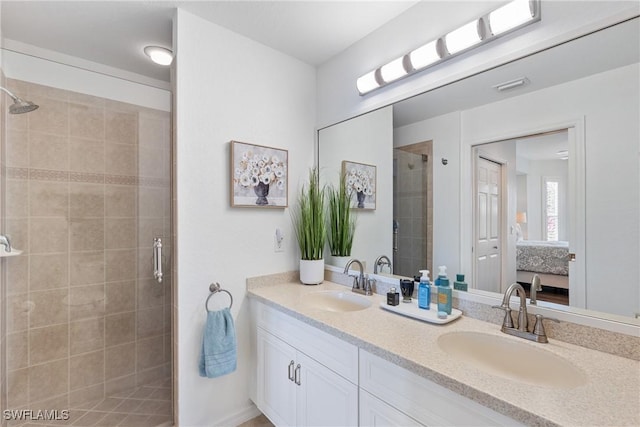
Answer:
[144,46,174,66]
[357,0,540,95]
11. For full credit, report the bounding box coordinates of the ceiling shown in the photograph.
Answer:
[0,0,420,83]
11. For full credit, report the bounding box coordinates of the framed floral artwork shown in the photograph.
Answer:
[342,160,376,210]
[231,141,288,208]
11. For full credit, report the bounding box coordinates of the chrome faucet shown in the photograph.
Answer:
[529,274,542,305]
[374,255,392,274]
[0,235,12,253]
[343,259,372,295]
[493,283,558,343]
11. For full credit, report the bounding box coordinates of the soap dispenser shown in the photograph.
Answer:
[418,270,431,309]
[436,266,452,315]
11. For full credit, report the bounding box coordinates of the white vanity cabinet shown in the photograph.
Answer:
[253,302,359,426]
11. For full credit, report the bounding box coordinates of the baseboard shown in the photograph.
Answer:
[215,403,261,427]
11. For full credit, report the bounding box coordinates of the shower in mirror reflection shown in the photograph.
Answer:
[0,86,39,114]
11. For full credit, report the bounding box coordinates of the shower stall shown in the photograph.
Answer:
[0,76,173,426]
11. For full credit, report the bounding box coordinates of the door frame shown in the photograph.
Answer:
[472,153,507,294]
[460,118,586,305]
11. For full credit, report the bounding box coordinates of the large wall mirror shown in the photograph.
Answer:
[318,17,639,323]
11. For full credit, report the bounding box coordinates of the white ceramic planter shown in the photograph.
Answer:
[330,255,351,269]
[299,259,324,285]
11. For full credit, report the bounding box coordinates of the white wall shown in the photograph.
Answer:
[317,1,639,128]
[1,50,170,111]
[318,106,392,272]
[174,9,316,426]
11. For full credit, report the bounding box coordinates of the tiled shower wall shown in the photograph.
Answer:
[393,147,432,277]
[3,79,171,415]
[1,70,8,427]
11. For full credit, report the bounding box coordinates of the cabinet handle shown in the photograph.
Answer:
[287,360,295,381]
[294,364,301,386]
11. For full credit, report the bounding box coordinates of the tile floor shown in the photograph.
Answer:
[17,378,173,427]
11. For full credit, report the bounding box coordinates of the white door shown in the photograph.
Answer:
[257,328,297,427]
[475,157,502,293]
[296,351,358,427]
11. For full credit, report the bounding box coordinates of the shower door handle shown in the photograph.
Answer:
[153,237,163,283]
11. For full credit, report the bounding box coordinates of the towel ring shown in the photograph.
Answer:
[205,282,233,312]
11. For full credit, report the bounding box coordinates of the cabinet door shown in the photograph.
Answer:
[360,390,423,427]
[257,328,297,427]
[296,352,358,427]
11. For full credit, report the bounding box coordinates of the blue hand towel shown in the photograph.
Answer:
[199,307,237,378]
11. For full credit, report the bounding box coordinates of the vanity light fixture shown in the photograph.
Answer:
[444,19,483,55]
[144,46,174,66]
[493,77,529,91]
[357,0,539,95]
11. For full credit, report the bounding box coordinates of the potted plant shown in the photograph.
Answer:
[326,171,356,268]
[292,168,326,284]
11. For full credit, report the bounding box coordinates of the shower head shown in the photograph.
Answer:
[0,87,39,114]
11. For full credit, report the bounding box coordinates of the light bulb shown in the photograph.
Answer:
[489,0,534,36]
[445,20,482,55]
[144,46,173,66]
[409,40,440,70]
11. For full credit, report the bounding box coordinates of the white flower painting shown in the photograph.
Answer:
[231,141,288,208]
[342,160,376,210]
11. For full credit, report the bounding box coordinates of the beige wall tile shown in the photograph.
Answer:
[69,284,105,321]
[136,306,164,339]
[67,91,105,107]
[70,183,104,218]
[137,219,164,252]
[7,332,28,370]
[6,129,28,167]
[105,343,135,380]
[138,115,167,149]
[70,218,104,251]
[138,187,164,218]
[6,255,28,295]
[106,110,137,145]
[69,103,104,140]
[29,253,69,291]
[137,249,155,279]
[105,249,136,282]
[30,218,69,254]
[70,350,104,390]
[105,185,136,217]
[7,110,27,131]
[69,137,105,174]
[137,279,164,310]
[29,359,68,402]
[29,181,69,217]
[29,132,69,171]
[29,289,68,328]
[136,336,164,371]
[6,179,28,218]
[70,318,104,355]
[28,82,70,101]
[28,98,69,136]
[105,312,135,347]
[7,368,29,407]
[105,374,136,397]
[105,143,137,176]
[6,218,29,254]
[105,218,136,249]
[138,146,164,178]
[7,294,29,332]
[136,365,165,387]
[70,251,105,287]
[105,281,135,315]
[29,324,69,365]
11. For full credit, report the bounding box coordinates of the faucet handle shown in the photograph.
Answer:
[532,314,559,341]
[492,305,514,329]
[349,274,360,289]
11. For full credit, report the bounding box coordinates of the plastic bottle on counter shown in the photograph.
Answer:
[436,266,452,315]
[418,270,431,310]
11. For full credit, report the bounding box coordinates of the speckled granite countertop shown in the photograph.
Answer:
[247,278,640,427]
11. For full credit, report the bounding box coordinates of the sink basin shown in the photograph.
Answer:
[302,291,372,312]
[438,331,587,389]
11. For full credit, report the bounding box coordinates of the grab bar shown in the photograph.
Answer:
[153,237,163,283]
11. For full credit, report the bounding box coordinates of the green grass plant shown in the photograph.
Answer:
[327,171,356,257]
[292,168,326,260]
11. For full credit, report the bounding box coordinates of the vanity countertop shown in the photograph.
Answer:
[247,278,640,427]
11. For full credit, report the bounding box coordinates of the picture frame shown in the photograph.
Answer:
[230,141,288,208]
[341,160,376,210]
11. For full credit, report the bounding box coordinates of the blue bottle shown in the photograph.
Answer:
[418,270,431,309]
[436,265,452,315]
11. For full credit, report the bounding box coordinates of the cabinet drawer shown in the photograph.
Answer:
[360,350,523,426]
[253,300,358,384]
